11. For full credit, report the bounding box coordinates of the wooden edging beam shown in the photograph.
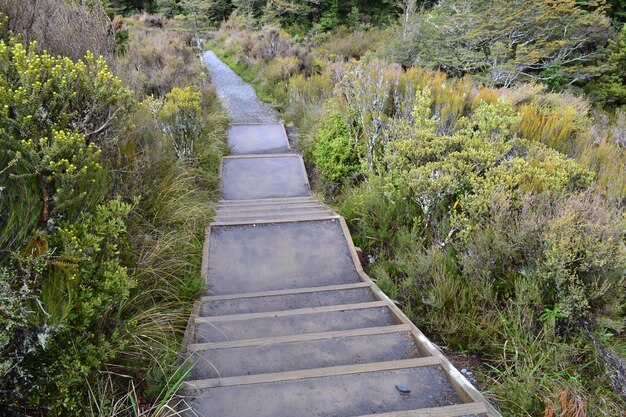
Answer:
[354,402,489,417]
[211,215,340,227]
[183,357,442,390]
[187,324,411,351]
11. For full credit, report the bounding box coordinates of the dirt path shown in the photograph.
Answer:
[202,51,279,123]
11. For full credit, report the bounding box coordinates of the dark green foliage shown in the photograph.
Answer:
[587,24,626,106]
[607,0,626,25]
[390,0,613,88]
[107,0,156,14]
[0,35,133,252]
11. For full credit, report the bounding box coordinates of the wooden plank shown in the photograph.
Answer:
[202,282,372,302]
[193,301,388,323]
[222,153,299,160]
[217,202,325,213]
[184,356,442,390]
[187,324,411,351]
[211,215,340,227]
[218,196,314,206]
[215,209,333,220]
[181,300,202,353]
[338,217,366,273]
[200,225,211,280]
[354,402,489,417]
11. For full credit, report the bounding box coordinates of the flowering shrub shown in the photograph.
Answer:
[153,86,204,160]
[0,32,133,251]
[0,27,137,413]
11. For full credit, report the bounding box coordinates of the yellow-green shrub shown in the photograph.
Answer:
[312,103,360,182]
[0,35,132,251]
[334,77,624,415]
[0,28,134,414]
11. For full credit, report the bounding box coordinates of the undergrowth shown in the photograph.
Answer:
[0,11,229,416]
[208,18,626,416]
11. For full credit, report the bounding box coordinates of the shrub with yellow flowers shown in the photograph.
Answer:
[0,24,138,414]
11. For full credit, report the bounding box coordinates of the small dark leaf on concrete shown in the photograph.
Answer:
[395,384,411,394]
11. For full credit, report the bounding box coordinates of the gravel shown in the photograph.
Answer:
[202,51,279,124]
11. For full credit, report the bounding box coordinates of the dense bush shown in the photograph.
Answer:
[587,24,626,107]
[312,104,360,182]
[0,31,136,413]
[0,12,228,415]
[0,32,133,252]
[329,64,626,415]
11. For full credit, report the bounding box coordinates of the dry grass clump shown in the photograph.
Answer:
[115,18,204,98]
[0,0,114,62]
[321,27,386,61]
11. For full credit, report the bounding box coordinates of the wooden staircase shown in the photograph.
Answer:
[179,123,501,417]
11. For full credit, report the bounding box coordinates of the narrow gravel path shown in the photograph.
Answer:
[202,51,279,123]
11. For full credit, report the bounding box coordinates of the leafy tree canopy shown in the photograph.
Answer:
[393,0,613,89]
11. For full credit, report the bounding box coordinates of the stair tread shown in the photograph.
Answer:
[193,306,396,343]
[216,202,327,213]
[187,357,441,389]
[188,324,411,351]
[218,196,316,206]
[201,286,376,316]
[221,155,309,200]
[215,208,333,219]
[211,215,340,226]
[182,367,462,417]
[228,123,290,155]
[206,220,359,295]
[189,330,423,380]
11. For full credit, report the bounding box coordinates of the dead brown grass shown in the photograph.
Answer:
[0,0,114,62]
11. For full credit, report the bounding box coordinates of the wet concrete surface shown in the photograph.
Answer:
[207,220,359,295]
[228,123,290,154]
[185,367,461,417]
[221,155,309,200]
[202,51,279,123]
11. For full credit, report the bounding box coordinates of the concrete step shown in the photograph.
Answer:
[200,283,375,316]
[189,329,423,380]
[221,154,310,200]
[228,123,290,155]
[213,210,336,224]
[206,219,360,295]
[192,303,396,343]
[216,201,328,214]
[181,365,464,417]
